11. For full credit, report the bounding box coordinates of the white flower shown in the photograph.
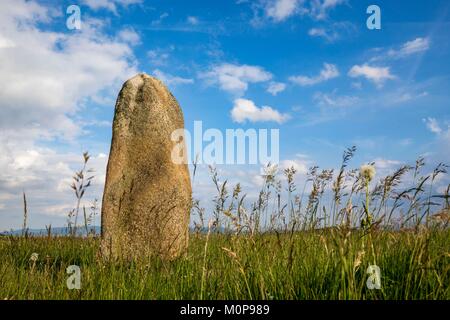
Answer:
[360,164,376,182]
[261,163,278,182]
[30,252,39,262]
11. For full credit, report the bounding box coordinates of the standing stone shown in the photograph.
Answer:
[101,73,191,260]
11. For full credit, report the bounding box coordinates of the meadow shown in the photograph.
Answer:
[0,147,449,300]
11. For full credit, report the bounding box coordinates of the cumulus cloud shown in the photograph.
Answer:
[280,159,309,174]
[0,0,138,141]
[0,35,16,48]
[117,27,141,45]
[153,69,194,86]
[82,0,142,14]
[266,0,301,22]
[263,0,345,22]
[348,64,395,87]
[0,0,138,229]
[289,63,339,86]
[372,158,402,170]
[231,98,289,123]
[267,82,286,95]
[0,136,108,230]
[200,63,272,95]
[369,158,405,180]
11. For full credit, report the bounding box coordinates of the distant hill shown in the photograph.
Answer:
[1,225,224,236]
[0,226,101,236]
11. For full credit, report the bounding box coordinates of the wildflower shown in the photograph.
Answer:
[30,252,39,262]
[360,164,376,182]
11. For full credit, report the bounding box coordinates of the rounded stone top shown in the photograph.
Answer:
[136,72,151,79]
[125,73,166,89]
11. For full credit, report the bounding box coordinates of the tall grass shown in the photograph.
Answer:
[68,152,94,237]
[0,147,448,300]
[0,230,448,299]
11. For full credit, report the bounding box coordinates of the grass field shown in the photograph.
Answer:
[1,148,449,300]
[0,229,449,300]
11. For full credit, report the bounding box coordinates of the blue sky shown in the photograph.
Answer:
[0,0,449,230]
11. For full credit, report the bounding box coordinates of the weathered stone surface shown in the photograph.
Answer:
[100,73,191,260]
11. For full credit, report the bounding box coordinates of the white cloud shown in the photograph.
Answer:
[421,118,450,165]
[117,27,141,46]
[263,0,345,22]
[309,0,346,20]
[372,158,402,170]
[200,63,272,95]
[313,91,358,107]
[267,81,286,95]
[0,0,138,229]
[0,137,108,229]
[308,22,355,42]
[152,12,169,25]
[0,0,138,143]
[0,35,16,48]
[153,69,194,86]
[147,46,174,66]
[370,37,430,62]
[289,63,339,86]
[187,16,199,25]
[280,159,309,175]
[370,158,405,180]
[348,64,395,87]
[82,0,142,14]
[422,118,450,158]
[231,98,289,123]
[423,117,442,134]
[387,37,430,58]
[391,91,428,104]
[308,27,329,38]
[266,0,300,22]
[80,119,112,128]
